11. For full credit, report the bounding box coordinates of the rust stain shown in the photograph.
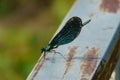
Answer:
[80,78,88,80]
[89,13,94,19]
[80,47,99,80]
[61,46,78,80]
[31,58,45,80]
[67,46,79,61]
[100,0,120,13]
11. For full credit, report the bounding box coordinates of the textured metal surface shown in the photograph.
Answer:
[27,0,120,80]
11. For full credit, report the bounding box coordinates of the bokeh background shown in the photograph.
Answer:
[0,0,74,80]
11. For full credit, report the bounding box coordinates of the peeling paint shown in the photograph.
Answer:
[100,0,120,13]
[61,46,78,80]
[80,47,99,80]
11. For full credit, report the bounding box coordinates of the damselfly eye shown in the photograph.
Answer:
[41,48,45,53]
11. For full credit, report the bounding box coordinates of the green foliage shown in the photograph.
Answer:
[0,0,74,80]
[0,0,18,15]
[51,0,74,24]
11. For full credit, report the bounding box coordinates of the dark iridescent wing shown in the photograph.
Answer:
[49,16,83,47]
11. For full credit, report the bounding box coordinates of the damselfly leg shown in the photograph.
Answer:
[51,50,66,60]
[42,50,66,61]
[43,52,46,60]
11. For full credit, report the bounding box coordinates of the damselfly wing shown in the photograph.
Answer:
[41,16,91,58]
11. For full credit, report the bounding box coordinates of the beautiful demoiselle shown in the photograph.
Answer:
[41,16,91,59]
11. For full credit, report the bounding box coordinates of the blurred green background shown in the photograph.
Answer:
[0,0,74,80]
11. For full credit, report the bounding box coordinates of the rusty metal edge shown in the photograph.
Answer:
[92,24,120,80]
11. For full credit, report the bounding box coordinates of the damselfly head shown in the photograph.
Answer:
[41,48,45,53]
[41,44,52,53]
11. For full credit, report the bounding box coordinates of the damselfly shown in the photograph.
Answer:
[41,16,91,59]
